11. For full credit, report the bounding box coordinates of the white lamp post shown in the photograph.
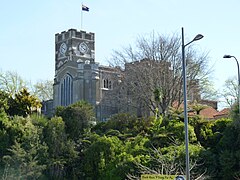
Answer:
[182,27,204,180]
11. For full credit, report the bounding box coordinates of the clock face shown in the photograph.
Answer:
[59,43,67,55]
[79,42,88,54]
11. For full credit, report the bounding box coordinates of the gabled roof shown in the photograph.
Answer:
[199,106,218,119]
[171,101,230,120]
[213,108,230,119]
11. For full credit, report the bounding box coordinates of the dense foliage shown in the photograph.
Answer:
[0,89,240,179]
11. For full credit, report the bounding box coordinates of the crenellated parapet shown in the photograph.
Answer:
[55,29,94,42]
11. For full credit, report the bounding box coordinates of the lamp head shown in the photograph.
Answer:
[223,55,232,58]
[193,34,204,41]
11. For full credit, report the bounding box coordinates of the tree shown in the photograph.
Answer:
[105,114,149,135]
[0,90,9,113]
[44,117,67,158]
[0,70,53,102]
[217,123,240,179]
[126,144,207,180]
[195,118,236,179]
[44,116,78,179]
[190,100,208,115]
[82,133,150,180]
[199,77,219,101]
[0,70,28,95]
[0,107,12,164]
[2,141,47,179]
[109,32,211,115]
[1,116,48,179]
[55,101,95,140]
[221,76,238,107]
[7,88,42,117]
[83,135,123,179]
[32,79,53,101]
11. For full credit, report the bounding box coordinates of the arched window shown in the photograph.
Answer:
[60,74,73,106]
[103,78,112,89]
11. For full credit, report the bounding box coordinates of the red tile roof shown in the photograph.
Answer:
[199,107,218,119]
[171,101,230,120]
[213,108,230,118]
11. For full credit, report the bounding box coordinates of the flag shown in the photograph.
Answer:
[82,4,89,12]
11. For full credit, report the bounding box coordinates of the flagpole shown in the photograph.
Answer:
[81,3,83,30]
[81,3,89,30]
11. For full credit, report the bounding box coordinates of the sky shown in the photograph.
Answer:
[1,0,240,109]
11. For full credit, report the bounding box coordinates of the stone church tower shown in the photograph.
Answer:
[52,29,122,120]
[53,29,100,109]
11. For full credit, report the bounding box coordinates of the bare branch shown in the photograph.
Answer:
[109,32,211,116]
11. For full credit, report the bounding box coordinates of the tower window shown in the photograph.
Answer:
[103,79,112,89]
[60,74,73,106]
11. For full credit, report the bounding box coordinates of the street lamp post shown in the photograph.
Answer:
[182,27,204,180]
[223,55,240,114]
